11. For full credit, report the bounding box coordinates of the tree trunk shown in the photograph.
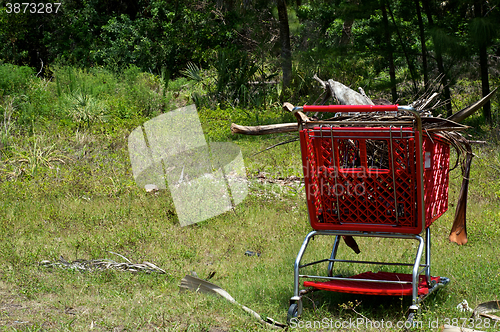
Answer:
[422,0,453,117]
[387,2,417,93]
[474,0,492,124]
[277,0,292,92]
[339,0,357,54]
[478,43,491,123]
[340,19,354,47]
[415,1,429,91]
[381,1,397,103]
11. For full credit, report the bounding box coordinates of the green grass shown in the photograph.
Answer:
[0,65,499,331]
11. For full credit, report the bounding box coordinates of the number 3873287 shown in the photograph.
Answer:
[6,3,61,14]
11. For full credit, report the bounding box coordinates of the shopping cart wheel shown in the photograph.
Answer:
[404,307,418,331]
[287,304,299,324]
[287,300,302,324]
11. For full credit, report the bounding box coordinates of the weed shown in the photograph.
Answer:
[64,91,108,128]
[2,135,68,178]
[0,95,15,151]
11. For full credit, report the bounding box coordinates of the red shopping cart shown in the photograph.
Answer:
[288,105,450,323]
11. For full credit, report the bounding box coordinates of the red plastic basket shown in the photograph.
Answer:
[423,136,450,227]
[299,126,449,234]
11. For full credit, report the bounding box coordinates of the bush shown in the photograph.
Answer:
[0,63,34,97]
[122,65,165,117]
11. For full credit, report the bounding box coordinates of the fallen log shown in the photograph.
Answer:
[230,108,469,136]
[229,102,301,135]
[231,122,297,135]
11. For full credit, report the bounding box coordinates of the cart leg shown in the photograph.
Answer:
[425,228,432,286]
[289,231,317,323]
[408,235,423,330]
[411,235,424,307]
[293,231,317,297]
[327,235,341,277]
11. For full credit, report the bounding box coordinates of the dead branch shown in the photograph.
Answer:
[313,74,375,105]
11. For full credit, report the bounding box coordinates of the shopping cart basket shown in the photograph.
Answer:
[287,105,450,323]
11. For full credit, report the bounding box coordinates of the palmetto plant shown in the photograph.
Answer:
[214,49,258,103]
[181,62,203,84]
[65,91,108,128]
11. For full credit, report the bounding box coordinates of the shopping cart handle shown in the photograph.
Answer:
[301,105,398,113]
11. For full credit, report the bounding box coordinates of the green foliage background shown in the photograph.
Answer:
[1,0,499,118]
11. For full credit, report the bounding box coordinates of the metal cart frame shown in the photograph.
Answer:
[287,105,450,322]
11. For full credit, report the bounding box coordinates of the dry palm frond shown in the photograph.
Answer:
[180,274,286,329]
[39,255,166,274]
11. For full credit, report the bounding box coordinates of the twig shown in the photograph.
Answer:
[36,59,44,77]
[250,138,299,157]
[108,251,132,263]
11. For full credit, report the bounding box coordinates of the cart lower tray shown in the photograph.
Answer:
[303,271,440,296]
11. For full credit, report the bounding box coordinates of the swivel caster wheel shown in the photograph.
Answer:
[404,306,419,331]
[287,299,303,324]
